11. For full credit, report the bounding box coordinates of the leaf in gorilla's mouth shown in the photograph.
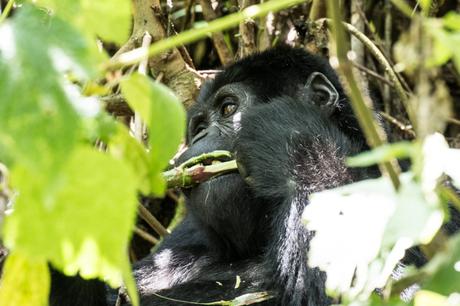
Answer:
[162,150,238,188]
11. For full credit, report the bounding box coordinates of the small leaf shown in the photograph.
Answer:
[346,142,413,168]
[120,74,153,124]
[109,123,151,194]
[443,12,460,31]
[0,252,50,306]
[121,73,186,197]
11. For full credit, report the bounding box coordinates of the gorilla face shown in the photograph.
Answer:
[174,47,359,258]
[175,82,267,257]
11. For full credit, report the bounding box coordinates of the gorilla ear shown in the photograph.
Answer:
[304,72,339,115]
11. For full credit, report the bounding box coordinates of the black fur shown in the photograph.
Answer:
[50,46,379,306]
[128,46,378,306]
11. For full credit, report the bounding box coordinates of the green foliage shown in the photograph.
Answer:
[32,0,132,44]
[304,134,460,303]
[0,2,181,306]
[0,252,50,306]
[427,12,460,71]
[4,147,138,287]
[0,5,89,175]
[423,234,460,295]
[121,73,186,196]
[109,124,152,195]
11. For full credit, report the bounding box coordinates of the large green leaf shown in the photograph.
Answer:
[109,123,151,194]
[303,173,444,300]
[34,0,131,44]
[4,147,138,288]
[121,73,186,196]
[0,252,50,306]
[0,5,95,174]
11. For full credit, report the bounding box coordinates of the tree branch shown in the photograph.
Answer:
[199,0,234,65]
[238,0,257,58]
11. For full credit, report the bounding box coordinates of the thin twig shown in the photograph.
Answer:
[134,226,160,245]
[331,19,411,116]
[379,112,416,137]
[352,62,393,87]
[325,1,400,189]
[132,32,152,143]
[138,204,170,237]
[447,117,460,126]
[199,0,234,65]
[0,0,14,23]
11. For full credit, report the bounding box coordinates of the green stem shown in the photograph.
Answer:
[0,0,14,23]
[104,0,307,70]
[326,0,400,190]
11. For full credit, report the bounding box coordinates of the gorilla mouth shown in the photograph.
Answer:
[164,150,239,188]
[181,150,234,169]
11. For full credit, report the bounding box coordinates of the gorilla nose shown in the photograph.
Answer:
[191,129,208,145]
[191,125,221,145]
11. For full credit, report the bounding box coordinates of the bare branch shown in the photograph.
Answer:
[200,0,234,65]
[238,0,257,58]
[138,203,170,237]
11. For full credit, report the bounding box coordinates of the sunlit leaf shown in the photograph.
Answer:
[346,142,413,168]
[0,252,50,306]
[109,123,151,194]
[443,12,460,31]
[0,5,92,173]
[4,147,138,289]
[121,73,186,196]
[34,0,131,44]
[303,173,444,300]
[422,133,460,190]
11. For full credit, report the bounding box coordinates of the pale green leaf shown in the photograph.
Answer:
[121,73,186,197]
[303,173,444,300]
[346,142,413,168]
[0,5,94,173]
[4,147,138,288]
[109,123,151,194]
[147,80,186,196]
[0,252,50,306]
[34,0,131,44]
[443,12,460,31]
[120,74,153,124]
[422,133,460,190]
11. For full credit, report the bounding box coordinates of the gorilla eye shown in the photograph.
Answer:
[220,98,238,117]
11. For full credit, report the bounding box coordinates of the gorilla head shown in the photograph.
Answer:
[175,46,368,263]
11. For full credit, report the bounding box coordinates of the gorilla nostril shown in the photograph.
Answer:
[192,129,208,144]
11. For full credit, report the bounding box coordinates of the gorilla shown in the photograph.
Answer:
[50,45,380,306]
